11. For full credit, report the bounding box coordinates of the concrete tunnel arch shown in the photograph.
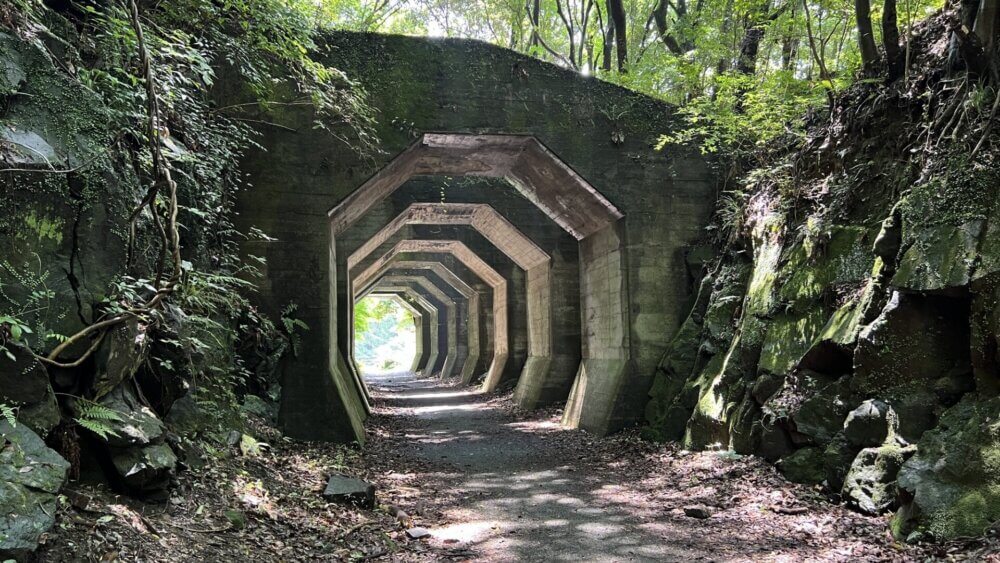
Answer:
[347,203,571,407]
[233,31,719,443]
[371,274,457,378]
[366,282,442,376]
[354,240,510,389]
[364,292,426,373]
[330,133,630,435]
[357,261,481,382]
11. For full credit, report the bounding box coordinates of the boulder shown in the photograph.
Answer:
[111,443,177,494]
[843,400,894,448]
[854,292,971,394]
[322,474,376,509]
[893,395,1000,540]
[16,384,60,438]
[80,384,177,495]
[91,317,149,400]
[165,391,213,438]
[823,432,860,491]
[0,421,70,559]
[240,395,276,422]
[778,447,826,485]
[755,420,794,462]
[842,444,915,515]
[0,343,49,406]
[89,384,165,449]
[789,376,852,445]
[885,388,939,444]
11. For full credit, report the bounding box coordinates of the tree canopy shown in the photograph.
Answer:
[317,0,944,153]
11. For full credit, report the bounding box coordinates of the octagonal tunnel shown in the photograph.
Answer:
[347,197,578,408]
[330,134,630,441]
[352,292,423,375]
[357,261,482,382]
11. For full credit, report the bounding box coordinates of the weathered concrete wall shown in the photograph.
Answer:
[232,31,717,441]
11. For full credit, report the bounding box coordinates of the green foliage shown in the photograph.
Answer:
[659,71,815,155]
[353,296,414,367]
[74,398,123,440]
[281,303,310,357]
[0,257,66,350]
[0,314,32,361]
[317,0,942,155]
[0,403,17,427]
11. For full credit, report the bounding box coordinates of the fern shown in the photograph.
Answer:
[74,399,122,440]
[0,403,16,427]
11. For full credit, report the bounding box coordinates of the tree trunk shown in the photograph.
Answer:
[598,3,615,71]
[530,0,541,51]
[736,25,766,75]
[974,0,999,57]
[855,0,879,74]
[883,0,903,79]
[607,0,628,72]
[652,0,684,54]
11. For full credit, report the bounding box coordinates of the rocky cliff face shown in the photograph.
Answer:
[643,16,1000,542]
[1,15,287,558]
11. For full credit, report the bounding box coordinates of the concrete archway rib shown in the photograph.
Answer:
[355,240,508,388]
[358,261,481,382]
[347,203,571,407]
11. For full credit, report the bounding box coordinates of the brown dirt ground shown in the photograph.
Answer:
[35,372,999,562]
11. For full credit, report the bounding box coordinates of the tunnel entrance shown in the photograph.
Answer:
[232,31,719,444]
[329,133,629,436]
[352,295,418,376]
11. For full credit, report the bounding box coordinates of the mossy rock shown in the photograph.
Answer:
[894,394,1000,540]
[758,307,829,376]
[970,274,1000,395]
[778,225,874,309]
[854,291,971,394]
[788,376,853,445]
[824,432,860,491]
[0,421,69,559]
[744,233,784,318]
[843,399,894,448]
[843,444,915,515]
[892,221,983,291]
[778,447,826,484]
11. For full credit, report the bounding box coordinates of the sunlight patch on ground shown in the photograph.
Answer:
[410,403,487,415]
[383,390,479,400]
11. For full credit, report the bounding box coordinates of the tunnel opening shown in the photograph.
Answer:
[329,133,630,435]
[352,294,418,377]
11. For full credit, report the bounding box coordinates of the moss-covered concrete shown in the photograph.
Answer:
[229,32,718,442]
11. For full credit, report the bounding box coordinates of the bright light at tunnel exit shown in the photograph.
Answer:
[353,296,417,375]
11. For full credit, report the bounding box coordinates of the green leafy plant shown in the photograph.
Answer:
[0,403,17,427]
[281,303,310,357]
[74,399,123,440]
[0,314,32,360]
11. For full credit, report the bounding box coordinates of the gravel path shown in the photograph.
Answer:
[367,371,689,562]
[362,372,992,562]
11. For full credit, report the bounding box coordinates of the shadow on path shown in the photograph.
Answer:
[365,371,698,562]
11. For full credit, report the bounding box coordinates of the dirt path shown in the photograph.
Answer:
[366,372,688,561]
[36,372,994,562]
[362,372,982,562]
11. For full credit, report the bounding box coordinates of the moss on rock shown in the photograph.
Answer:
[894,394,1000,540]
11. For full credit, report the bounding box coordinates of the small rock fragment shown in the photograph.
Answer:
[406,527,431,539]
[323,474,376,509]
[683,505,714,519]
